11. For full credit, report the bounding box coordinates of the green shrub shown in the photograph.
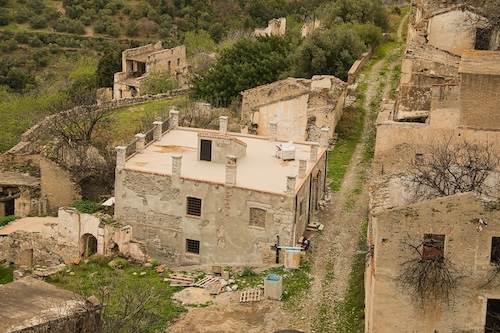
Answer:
[0,215,21,227]
[71,199,103,214]
[0,266,14,284]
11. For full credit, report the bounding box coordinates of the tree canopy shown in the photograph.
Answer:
[190,35,291,106]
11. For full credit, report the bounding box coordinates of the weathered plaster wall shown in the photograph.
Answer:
[258,95,310,141]
[197,134,247,164]
[427,10,476,56]
[147,45,186,75]
[40,157,80,215]
[366,193,500,332]
[459,73,500,131]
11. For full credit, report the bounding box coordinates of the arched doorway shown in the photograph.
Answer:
[81,234,98,257]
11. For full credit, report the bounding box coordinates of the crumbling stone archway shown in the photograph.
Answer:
[81,234,98,257]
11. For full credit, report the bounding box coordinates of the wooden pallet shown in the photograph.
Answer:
[205,282,223,295]
[166,273,195,287]
[239,289,261,303]
[194,276,220,288]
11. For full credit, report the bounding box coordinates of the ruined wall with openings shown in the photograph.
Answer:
[365,193,500,333]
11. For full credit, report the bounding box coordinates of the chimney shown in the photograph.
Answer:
[135,133,146,153]
[309,142,319,162]
[170,109,179,129]
[153,118,163,141]
[225,155,237,186]
[115,146,126,169]
[320,127,329,148]
[286,175,297,196]
[172,154,182,176]
[269,121,278,141]
[219,116,228,135]
[298,159,307,178]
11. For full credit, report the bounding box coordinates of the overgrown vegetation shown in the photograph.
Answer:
[0,214,20,227]
[71,198,103,214]
[235,262,312,303]
[0,265,14,284]
[46,257,186,333]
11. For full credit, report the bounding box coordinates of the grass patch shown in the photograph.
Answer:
[0,215,21,227]
[327,103,365,192]
[235,262,312,304]
[333,219,368,333]
[0,266,14,284]
[110,97,189,145]
[46,256,186,333]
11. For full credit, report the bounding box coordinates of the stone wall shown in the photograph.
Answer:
[459,72,500,131]
[366,193,500,332]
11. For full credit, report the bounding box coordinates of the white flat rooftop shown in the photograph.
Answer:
[123,128,327,195]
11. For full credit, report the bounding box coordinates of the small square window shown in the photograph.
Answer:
[249,207,266,228]
[422,234,445,261]
[187,197,201,217]
[186,239,200,254]
[415,153,424,166]
[491,237,500,264]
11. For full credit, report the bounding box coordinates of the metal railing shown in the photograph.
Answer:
[144,127,155,145]
[125,138,138,158]
[162,116,173,134]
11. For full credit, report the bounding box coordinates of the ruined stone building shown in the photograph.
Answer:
[301,19,321,38]
[113,111,330,266]
[0,209,141,269]
[0,277,102,333]
[0,154,80,218]
[240,76,346,142]
[366,0,500,331]
[113,41,187,100]
[254,18,286,37]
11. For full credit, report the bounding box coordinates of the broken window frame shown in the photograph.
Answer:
[422,234,445,261]
[485,298,500,332]
[186,239,200,254]
[249,207,266,229]
[186,196,202,217]
[491,237,500,265]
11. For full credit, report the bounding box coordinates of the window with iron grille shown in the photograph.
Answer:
[187,196,201,217]
[186,239,200,254]
[249,207,266,228]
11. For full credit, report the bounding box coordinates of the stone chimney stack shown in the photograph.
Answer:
[172,155,182,176]
[309,142,319,162]
[135,133,146,153]
[170,109,179,129]
[269,121,278,141]
[225,155,237,186]
[219,116,228,135]
[115,146,126,169]
[153,119,163,141]
[286,175,297,196]
[320,127,329,148]
[298,159,307,178]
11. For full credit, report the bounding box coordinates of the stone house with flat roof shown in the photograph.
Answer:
[113,41,187,100]
[113,111,330,266]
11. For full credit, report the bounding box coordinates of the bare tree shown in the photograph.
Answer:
[404,137,499,202]
[399,234,459,307]
[461,0,500,50]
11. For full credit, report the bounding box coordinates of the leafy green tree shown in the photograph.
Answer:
[191,35,291,106]
[141,70,179,95]
[0,12,9,26]
[290,24,367,80]
[183,29,216,57]
[327,0,389,31]
[29,16,48,29]
[96,48,122,87]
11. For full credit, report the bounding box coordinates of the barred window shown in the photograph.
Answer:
[491,237,500,264]
[186,239,200,254]
[249,207,266,228]
[187,197,201,217]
